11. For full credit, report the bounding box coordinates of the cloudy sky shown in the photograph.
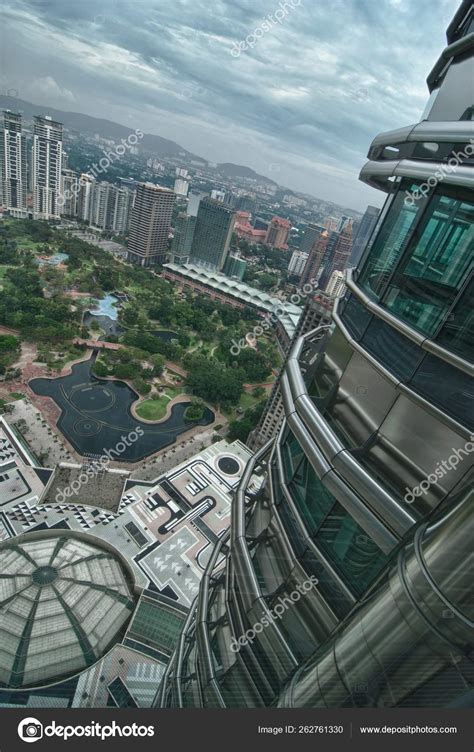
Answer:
[0,0,459,210]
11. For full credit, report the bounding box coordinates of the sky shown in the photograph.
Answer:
[0,0,460,211]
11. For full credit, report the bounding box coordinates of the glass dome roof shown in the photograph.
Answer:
[0,536,136,688]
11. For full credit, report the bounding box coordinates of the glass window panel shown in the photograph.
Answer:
[436,276,474,362]
[358,182,427,299]
[340,294,372,340]
[288,456,334,536]
[361,317,424,381]
[315,502,388,597]
[382,190,474,336]
[409,353,474,429]
[281,429,305,483]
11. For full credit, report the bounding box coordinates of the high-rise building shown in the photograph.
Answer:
[170,212,196,264]
[159,3,474,709]
[0,111,27,217]
[32,115,63,219]
[223,253,247,281]
[300,222,325,255]
[85,181,134,233]
[288,250,309,277]
[189,197,235,271]
[265,216,291,249]
[300,229,329,286]
[319,221,352,289]
[323,215,339,232]
[77,173,95,222]
[325,269,345,297]
[337,214,351,232]
[187,190,207,217]
[60,168,79,218]
[174,177,189,197]
[210,189,226,202]
[127,182,175,266]
[349,205,380,267]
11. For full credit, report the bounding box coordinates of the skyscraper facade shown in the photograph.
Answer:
[349,204,380,267]
[300,229,329,286]
[319,220,353,288]
[189,197,235,271]
[0,111,27,217]
[32,115,63,220]
[300,222,325,255]
[158,4,473,709]
[171,212,197,264]
[288,250,309,278]
[60,168,79,218]
[127,182,175,266]
[265,216,291,249]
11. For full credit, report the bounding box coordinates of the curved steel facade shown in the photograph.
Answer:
[158,2,474,708]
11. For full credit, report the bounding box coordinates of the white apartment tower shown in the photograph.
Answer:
[0,111,27,217]
[32,115,63,219]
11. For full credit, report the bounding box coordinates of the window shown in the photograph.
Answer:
[382,190,474,336]
[340,294,372,340]
[288,456,333,536]
[409,353,474,429]
[358,182,427,299]
[361,316,423,381]
[436,275,474,362]
[315,502,388,597]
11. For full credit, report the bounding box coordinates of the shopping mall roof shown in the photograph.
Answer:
[163,262,302,323]
[0,535,135,689]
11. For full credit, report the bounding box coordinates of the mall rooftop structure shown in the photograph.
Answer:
[158,1,474,709]
[0,424,256,708]
[162,261,302,345]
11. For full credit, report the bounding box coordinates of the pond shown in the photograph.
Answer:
[90,294,120,320]
[29,356,214,462]
[36,252,69,267]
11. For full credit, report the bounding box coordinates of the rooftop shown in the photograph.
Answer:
[0,535,135,688]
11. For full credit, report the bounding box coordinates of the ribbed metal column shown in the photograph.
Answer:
[278,490,473,707]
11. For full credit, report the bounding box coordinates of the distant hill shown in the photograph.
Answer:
[0,96,279,187]
[215,162,278,186]
[0,95,198,160]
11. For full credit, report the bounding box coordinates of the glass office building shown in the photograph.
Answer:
[158,1,473,709]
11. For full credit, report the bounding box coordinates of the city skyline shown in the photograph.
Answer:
[0,0,460,210]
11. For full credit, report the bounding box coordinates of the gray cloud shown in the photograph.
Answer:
[0,0,459,210]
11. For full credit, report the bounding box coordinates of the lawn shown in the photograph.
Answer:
[135,387,184,421]
[136,395,171,421]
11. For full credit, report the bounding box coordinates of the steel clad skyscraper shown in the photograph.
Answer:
[158,1,474,709]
